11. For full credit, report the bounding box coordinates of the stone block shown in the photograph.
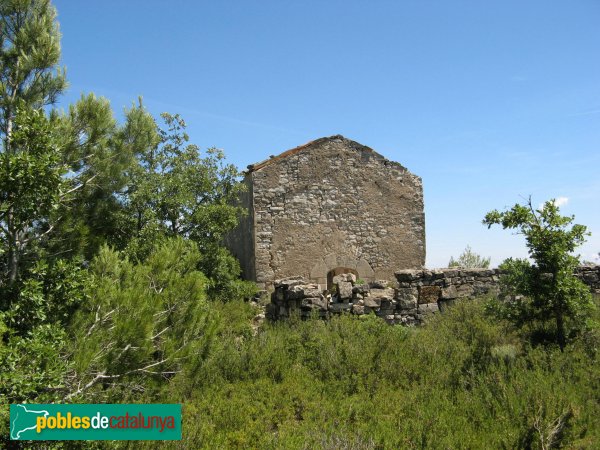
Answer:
[265,303,278,319]
[473,282,492,295]
[337,281,353,299]
[275,277,306,289]
[333,273,355,284]
[418,286,441,304]
[442,269,460,278]
[380,299,395,310]
[369,280,389,289]
[302,285,323,298]
[441,285,458,300]
[330,302,352,313]
[395,287,418,302]
[397,298,417,311]
[302,297,328,311]
[395,269,422,282]
[275,289,285,301]
[364,297,381,308]
[456,284,474,297]
[418,302,439,314]
[401,316,418,326]
[353,284,370,295]
[370,288,395,300]
[582,272,598,283]
[352,304,365,315]
[286,285,307,300]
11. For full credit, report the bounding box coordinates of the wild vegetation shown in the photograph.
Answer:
[448,245,491,269]
[1,1,599,448]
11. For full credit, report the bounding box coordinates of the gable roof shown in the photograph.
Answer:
[246,134,407,173]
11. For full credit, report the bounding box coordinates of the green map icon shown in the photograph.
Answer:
[10,404,49,440]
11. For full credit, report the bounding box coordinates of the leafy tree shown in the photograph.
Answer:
[0,1,77,407]
[483,197,594,349]
[124,111,244,253]
[0,106,66,294]
[448,245,491,268]
[0,317,69,404]
[122,109,256,300]
[0,0,66,287]
[7,258,89,333]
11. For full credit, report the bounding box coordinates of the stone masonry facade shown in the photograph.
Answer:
[225,135,425,289]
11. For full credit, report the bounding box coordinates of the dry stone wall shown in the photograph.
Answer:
[576,265,600,293]
[267,265,600,325]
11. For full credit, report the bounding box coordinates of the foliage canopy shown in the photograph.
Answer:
[448,245,491,268]
[484,197,594,349]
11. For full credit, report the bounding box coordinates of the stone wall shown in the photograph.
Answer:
[223,176,255,281]
[227,135,425,289]
[267,275,410,323]
[576,265,600,294]
[267,265,600,325]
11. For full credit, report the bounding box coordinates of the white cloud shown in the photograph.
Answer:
[553,196,569,207]
[539,196,569,209]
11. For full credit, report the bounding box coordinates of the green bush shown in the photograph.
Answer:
[126,298,599,449]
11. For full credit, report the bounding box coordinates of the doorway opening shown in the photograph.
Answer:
[327,267,359,290]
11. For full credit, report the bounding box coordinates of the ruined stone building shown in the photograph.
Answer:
[226,135,425,289]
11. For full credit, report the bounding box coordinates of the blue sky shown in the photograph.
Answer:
[53,0,600,267]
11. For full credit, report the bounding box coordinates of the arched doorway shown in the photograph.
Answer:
[327,267,359,290]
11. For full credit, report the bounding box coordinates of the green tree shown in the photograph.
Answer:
[483,197,594,349]
[0,0,66,287]
[448,245,491,268]
[65,238,218,401]
[48,93,139,260]
[0,316,70,411]
[125,111,243,253]
[0,106,66,296]
[122,109,256,300]
[7,257,89,333]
